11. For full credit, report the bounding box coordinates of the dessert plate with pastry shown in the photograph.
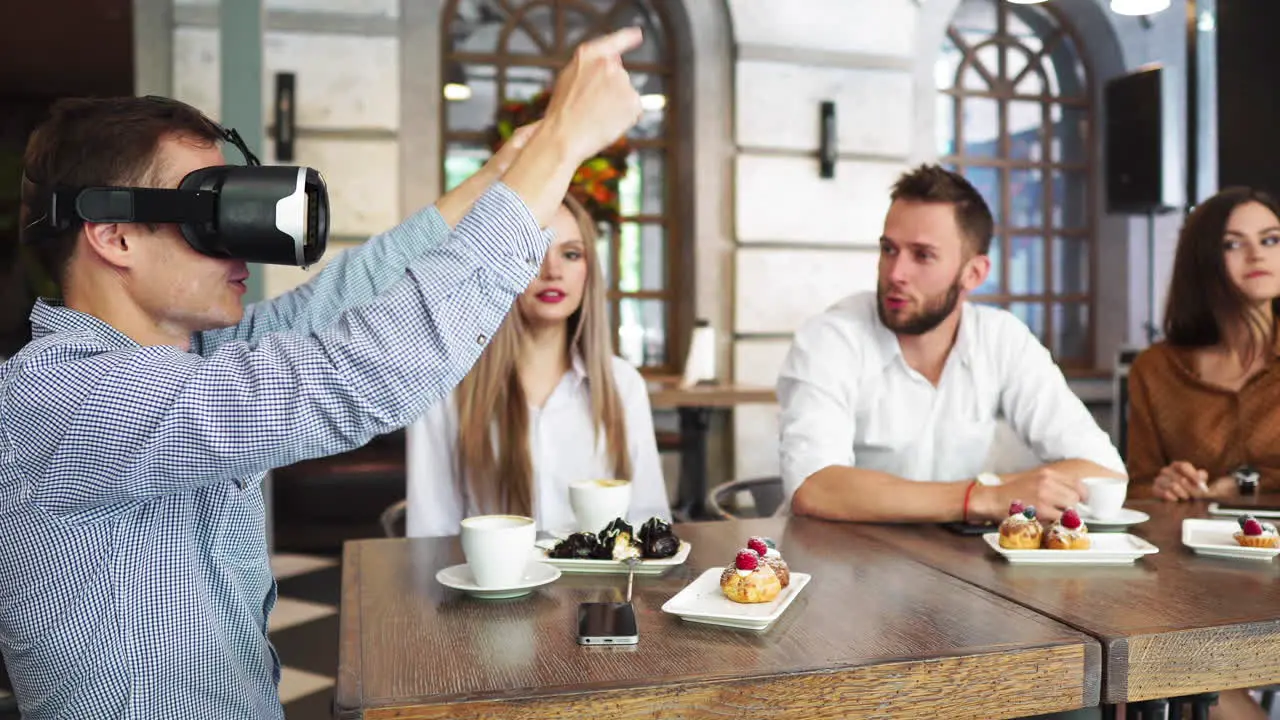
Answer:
[661,537,811,632]
[535,517,692,575]
[1182,516,1280,561]
[983,503,1159,565]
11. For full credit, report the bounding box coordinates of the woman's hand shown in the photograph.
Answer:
[1153,461,1209,501]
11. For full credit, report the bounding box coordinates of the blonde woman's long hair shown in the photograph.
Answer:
[455,195,632,516]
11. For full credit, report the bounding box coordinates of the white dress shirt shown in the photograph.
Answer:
[777,292,1125,504]
[405,354,671,537]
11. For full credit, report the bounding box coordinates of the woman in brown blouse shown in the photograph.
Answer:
[1128,186,1280,501]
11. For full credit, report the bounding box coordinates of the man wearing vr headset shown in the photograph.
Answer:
[0,27,646,720]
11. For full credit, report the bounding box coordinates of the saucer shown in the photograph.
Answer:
[436,562,561,599]
[1078,507,1149,528]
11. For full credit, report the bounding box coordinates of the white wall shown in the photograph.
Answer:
[169,0,400,298]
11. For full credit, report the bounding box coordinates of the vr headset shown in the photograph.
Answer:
[21,96,329,268]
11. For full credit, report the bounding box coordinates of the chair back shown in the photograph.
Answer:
[380,499,407,538]
[706,476,784,520]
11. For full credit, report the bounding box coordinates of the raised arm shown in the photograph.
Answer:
[13,185,543,517]
[197,125,545,352]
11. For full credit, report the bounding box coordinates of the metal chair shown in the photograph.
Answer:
[705,476,784,520]
[380,499,407,538]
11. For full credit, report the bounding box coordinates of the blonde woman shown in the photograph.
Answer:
[404,195,670,537]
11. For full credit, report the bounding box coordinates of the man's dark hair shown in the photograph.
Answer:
[19,96,224,290]
[890,164,994,256]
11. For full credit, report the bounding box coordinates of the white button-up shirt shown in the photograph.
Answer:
[405,355,671,537]
[777,292,1125,503]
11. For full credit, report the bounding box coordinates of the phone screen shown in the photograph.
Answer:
[577,602,639,645]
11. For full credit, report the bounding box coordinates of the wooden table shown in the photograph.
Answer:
[850,501,1280,705]
[337,517,1100,719]
[647,382,777,521]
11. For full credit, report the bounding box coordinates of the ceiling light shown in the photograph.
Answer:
[1109,0,1171,16]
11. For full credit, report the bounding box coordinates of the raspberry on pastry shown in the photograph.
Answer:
[719,549,781,603]
[747,536,790,587]
[1043,508,1090,550]
[1234,515,1280,549]
[998,501,1043,550]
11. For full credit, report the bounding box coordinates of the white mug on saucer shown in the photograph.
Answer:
[1079,477,1128,520]
[569,479,632,532]
[460,515,535,588]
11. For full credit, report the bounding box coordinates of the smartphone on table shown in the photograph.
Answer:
[576,601,639,645]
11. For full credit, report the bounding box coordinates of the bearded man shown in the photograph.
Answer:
[776,164,1125,524]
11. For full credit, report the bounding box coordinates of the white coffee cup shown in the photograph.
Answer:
[460,514,535,588]
[1078,476,1128,520]
[568,479,632,532]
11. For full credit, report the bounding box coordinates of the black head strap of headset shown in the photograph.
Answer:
[20,95,261,243]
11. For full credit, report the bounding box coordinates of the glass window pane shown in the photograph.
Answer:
[961,97,999,157]
[450,0,502,54]
[1051,104,1088,165]
[936,94,956,156]
[1007,5,1045,52]
[1053,302,1090,361]
[509,4,553,55]
[1009,168,1044,228]
[618,148,664,216]
[596,223,615,291]
[1007,46,1031,85]
[445,64,497,133]
[1016,67,1045,96]
[974,240,1003,295]
[618,222,665,293]
[961,64,990,91]
[1053,236,1090,294]
[563,5,603,50]
[443,142,489,192]
[963,166,1002,225]
[618,297,666,367]
[954,0,997,41]
[1007,100,1044,162]
[503,65,555,102]
[1010,301,1046,342]
[1052,170,1089,230]
[1009,236,1046,294]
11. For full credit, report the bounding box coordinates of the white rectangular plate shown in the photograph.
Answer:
[661,568,811,631]
[1182,519,1280,561]
[983,532,1159,565]
[533,541,692,575]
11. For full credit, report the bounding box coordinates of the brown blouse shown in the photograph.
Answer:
[1126,336,1280,494]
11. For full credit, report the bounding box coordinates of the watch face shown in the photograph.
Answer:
[1235,467,1260,495]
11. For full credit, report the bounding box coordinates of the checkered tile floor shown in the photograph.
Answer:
[271,553,342,719]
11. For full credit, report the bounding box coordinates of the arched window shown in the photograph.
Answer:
[441,0,682,372]
[937,0,1094,368]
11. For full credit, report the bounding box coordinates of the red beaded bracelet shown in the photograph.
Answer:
[962,479,979,523]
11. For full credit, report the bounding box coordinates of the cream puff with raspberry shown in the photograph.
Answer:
[1043,508,1090,550]
[746,536,790,587]
[1234,515,1280,549]
[720,549,781,603]
[998,501,1043,549]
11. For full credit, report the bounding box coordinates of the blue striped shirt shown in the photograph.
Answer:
[0,183,546,719]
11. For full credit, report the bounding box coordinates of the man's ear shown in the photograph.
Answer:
[81,222,134,269]
[961,252,991,293]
